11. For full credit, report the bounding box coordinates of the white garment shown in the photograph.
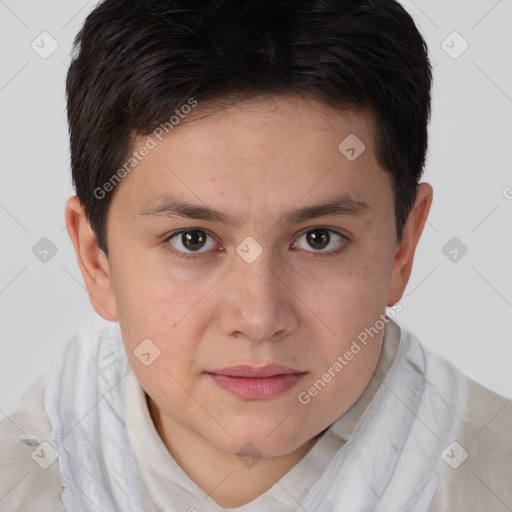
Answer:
[2,314,511,511]
[43,318,139,512]
[41,314,467,511]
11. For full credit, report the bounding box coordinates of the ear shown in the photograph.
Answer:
[386,183,433,306]
[65,196,118,321]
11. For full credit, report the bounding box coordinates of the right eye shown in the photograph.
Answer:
[165,229,220,260]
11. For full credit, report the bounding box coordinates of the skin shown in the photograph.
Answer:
[65,94,432,507]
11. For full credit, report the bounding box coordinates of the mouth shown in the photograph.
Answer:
[205,364,307,400]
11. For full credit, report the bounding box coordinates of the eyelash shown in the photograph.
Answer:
[163,228,350,261]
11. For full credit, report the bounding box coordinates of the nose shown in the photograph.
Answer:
[218,247,299,344]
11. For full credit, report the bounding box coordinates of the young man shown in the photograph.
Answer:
[1,0,510,510]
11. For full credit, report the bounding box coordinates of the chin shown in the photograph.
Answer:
[204,420,306,459]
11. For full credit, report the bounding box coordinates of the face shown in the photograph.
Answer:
[92,95,406,458]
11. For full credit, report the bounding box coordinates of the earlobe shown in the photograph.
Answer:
[386,183,433,307]
[65,196,118,322]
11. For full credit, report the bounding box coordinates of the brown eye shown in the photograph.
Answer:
[292,228,348,255]
[181,230,207,251]
[306,229,330,250]
[167,229,217,255]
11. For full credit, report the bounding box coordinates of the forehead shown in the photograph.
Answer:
[109,94,392,227]
[163,94,377,158]
[122,94,379,173]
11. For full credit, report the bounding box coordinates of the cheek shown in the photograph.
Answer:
[120,291,202,407]
[290,245,389,400]
[111,252,210,335]
[296,323,383,430]
[291,249,390,335]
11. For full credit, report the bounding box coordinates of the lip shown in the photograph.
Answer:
[206,364,306,400]
[209,364,303,377]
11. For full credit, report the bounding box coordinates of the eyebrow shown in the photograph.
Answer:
[135,193,370,227]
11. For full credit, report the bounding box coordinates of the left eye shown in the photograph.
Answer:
[292,228,346,253]
[167,229,217,253]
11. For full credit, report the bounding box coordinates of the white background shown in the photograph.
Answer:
[0,0,511,416]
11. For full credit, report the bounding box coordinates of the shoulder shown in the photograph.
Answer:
[429,376,512,511]
[0,374,65,511]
